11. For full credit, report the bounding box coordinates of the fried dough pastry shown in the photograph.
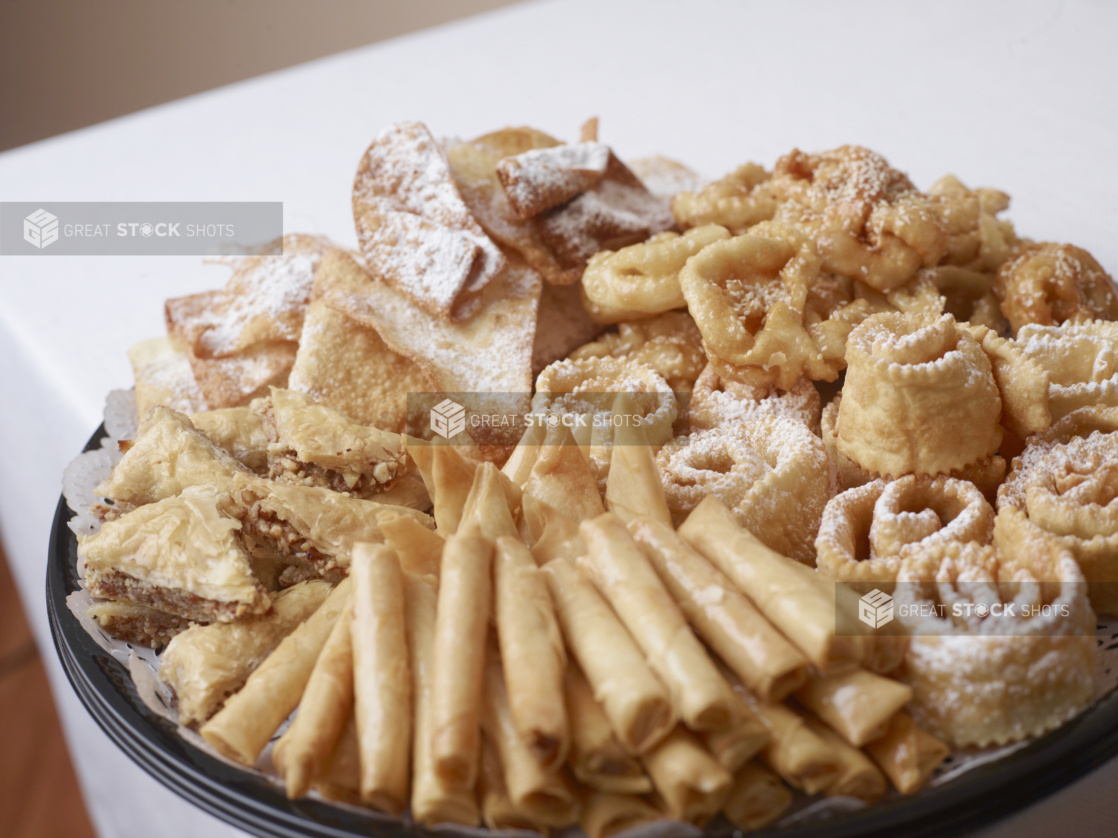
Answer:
[165,235,334,407]
[128,338,208,417]
[896,538,1096,748]
[352,121,505,321]
[628,155,706,201]
[496,141,611,218]
[836,312,1003,477]
[927,175,1018,274]
[679,223,864,389]
[567,312,706,393]
[532,281,609,377]
[815,476,995,595]
[1016,320,1118,421]
[689,365,821,435]
[655,414,836,564]
[288,249,428,432]
[671,163,779,234]
[995,405,1118,614]
[533,356,677,493]
[994,242,1118,335]
[580,225,730,323]
[770,146,948,292]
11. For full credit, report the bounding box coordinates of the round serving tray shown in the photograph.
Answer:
[47,425,1118,838]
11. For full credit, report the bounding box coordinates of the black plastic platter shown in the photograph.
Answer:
[47,425,1118,838]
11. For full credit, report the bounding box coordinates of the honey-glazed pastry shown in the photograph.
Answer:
[995,405,1118,614]
[672,162,779,234]
[85,601,193,649]
[815,476,994,595]
[533,356,677,493]
[567,311,707,393]
[656,414,836,565]
[927,174,1018,274]
[836,312,1003,478]
[190,406,270,472]
[689,364,821,435]
[1016,320,1118,421]
[994,242,1118,335]
[165,234,334,407]
[769,146,949,292]
[895,538,1096,748]
[80,487,270,624]
[580,225,730,323]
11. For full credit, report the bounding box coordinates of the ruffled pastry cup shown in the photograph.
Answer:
[689,364,821,435]
[1016,320,1118,422]
[836,312,1003,478]
[655,414,836,565]
[995,405,1118,615]
[533,356,678,495]
[816,476,994,596]
[896,539,1096,749]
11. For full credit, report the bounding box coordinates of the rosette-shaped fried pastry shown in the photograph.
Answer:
[689,364,821,435]
[679,223,863,389]
[769,146,948,292]
[580,225,730,323]
[994,242,1118,335]
[895,539,1096,748]
[672,163,779,234]
[927,175,1018,274]
[821,396,1007,497]
[995,405,1118,614]
[1016,321,1118,421]
[836,312,1003,478]
[568,312,707,392]
[816,476,995,595]
[533,356,677,494]
[655,414,836,564]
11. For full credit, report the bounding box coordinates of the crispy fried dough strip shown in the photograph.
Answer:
[679,497,863,674]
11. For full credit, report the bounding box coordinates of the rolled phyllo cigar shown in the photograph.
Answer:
[494,535,568,768]
[542,557,675,754]
[802,716,886,802]
[794,668,913,747]
[679,496,864,675]
[865,711,949,795]
[565,662,652,794]
[479,736,535,831]
[641,726,732,826]
[743,696,841,795]
[272,602,355,799]
[723,762,793,832]
[461,462,521,542]
[579,791,662,838]
[431,529,494,789]
[482,651,581,827]
[199,578,350,763]
[628,517,810,702]
[579,513,737,731]
[408,572,478,826]
[377,509,445,579]
[702,701,771,773]
[351,543,411,814]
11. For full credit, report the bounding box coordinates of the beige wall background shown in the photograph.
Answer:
[0,0,525,152]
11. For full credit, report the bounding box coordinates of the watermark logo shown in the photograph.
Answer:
[858,589,894,629]
[430,398,467,439]
[23,209,59,249]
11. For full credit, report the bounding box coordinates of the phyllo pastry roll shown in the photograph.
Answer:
[461,462,521,542]
[679,496,863,675]
[159,579,330,724]
[351,544,411,814]
[407,441,481,534]
[519,495,585,566]
[565,662,652,794]
[81,487,269,624]
[702,700,771,773]
[580,513,736,732]
[723,762,792,832]
[202,577,354,765]
[377,510,445,580]
[641,726,732,826]
[542,557,675,754]
[479,736,532,831]
[629,517,809,702]
[579,791,662,838]
[95,406,249,506]
[865,712,948,795]
[802,717,886,802]
[740,695,841,795]
[793,668,912,748]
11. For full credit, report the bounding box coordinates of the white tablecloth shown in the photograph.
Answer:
[1,1,1115,835]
